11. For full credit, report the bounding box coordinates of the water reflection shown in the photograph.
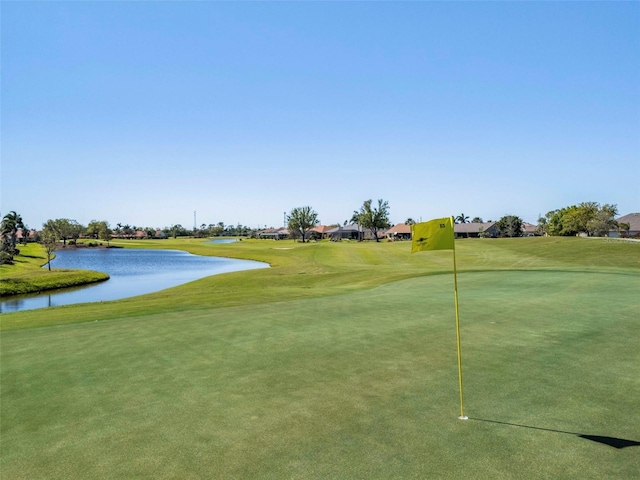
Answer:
[1,248,268,313]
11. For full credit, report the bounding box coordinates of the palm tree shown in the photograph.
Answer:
[350,210,363,241]
[618,222,631,237]
[1,211,25,251]
[455,213,469,224]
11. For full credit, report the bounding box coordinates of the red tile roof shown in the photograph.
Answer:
[386,223,412,234]
[311,225,334,233]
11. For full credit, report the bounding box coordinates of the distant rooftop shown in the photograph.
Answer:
[454,222,496,234]
[616,213,640,231]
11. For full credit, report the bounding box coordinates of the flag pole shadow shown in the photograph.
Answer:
[470,418,640,449]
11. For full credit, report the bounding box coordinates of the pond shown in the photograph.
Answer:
[1,248,269,313]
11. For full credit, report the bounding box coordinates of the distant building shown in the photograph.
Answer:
[522,222,539,236]
[15,228,38,242]
[610,213,640,238]
[258,228,289,240]
[309,225,334,240]
[454,222,500,238]
[385,223,412,240]
[326,224,367,241]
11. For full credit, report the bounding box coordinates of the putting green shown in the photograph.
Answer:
[1,270,638,479]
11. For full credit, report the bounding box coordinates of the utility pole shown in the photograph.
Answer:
[194,211,196,233]
[284,211,287,227]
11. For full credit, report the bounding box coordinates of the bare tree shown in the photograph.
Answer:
[41,232,58,271]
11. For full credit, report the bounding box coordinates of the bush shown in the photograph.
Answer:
[0,251,14,265]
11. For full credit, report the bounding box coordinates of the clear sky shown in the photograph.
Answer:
[2,1,639,230]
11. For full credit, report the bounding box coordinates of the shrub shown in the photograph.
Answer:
[0,251,14,265]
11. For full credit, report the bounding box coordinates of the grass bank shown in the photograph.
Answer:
[0,243,109,296]
[1,237,638,479]
[3,236,637,331]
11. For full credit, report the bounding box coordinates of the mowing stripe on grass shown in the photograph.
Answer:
[2,270,638,479]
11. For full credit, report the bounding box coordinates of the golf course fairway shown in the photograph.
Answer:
[1,237,638,479]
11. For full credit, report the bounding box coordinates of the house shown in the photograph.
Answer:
[610,213,640,238]
[385,223,412,240]
[522,222,539,236]
[326,224,368,241]
[15,228,38,242]
[309,225,334,240]
[454,222,499,238]
[259,227,289,240]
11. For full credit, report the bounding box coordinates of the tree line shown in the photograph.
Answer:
[287,199,393,242]
[0,200,630,264]
[537,202,626,237]
[286,201,628,242]
[0,214,257,265]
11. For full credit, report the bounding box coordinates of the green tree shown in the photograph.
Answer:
[42,219,84,246]
[471,217,483,223]
[455,213,469,224]
[41,231,58,271]
[87,220,112,244]
[357,199,390,242]
[287,206,320,243]
[618,222,631,237]
[478,226,490,238]
[496,215,523,238]
[195,223,208,238]
[349,210,364,241]
[544,207,572,236]
[587,204,618,237]
[0,237,15,264]
[20,225,30,245]
[536,216,548,236]
[86,220,102,239]
[564,202,598,235]
[405,218,416,226]
[1,211,25,252]
[543,202,618,236]
[167,224,188,238]
[98,222,112,245]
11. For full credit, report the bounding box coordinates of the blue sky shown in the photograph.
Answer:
[2,1,639,230]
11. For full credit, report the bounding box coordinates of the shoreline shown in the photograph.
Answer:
[0,269,111,297]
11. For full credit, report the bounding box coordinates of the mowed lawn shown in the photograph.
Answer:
[1,238,639,479]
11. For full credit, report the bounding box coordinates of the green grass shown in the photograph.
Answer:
[0,243,109,296]
[1,237,639,478]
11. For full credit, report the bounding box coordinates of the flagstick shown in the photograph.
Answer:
[452,217,468,420]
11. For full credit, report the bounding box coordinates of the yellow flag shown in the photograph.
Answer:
[411,217,454,253]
